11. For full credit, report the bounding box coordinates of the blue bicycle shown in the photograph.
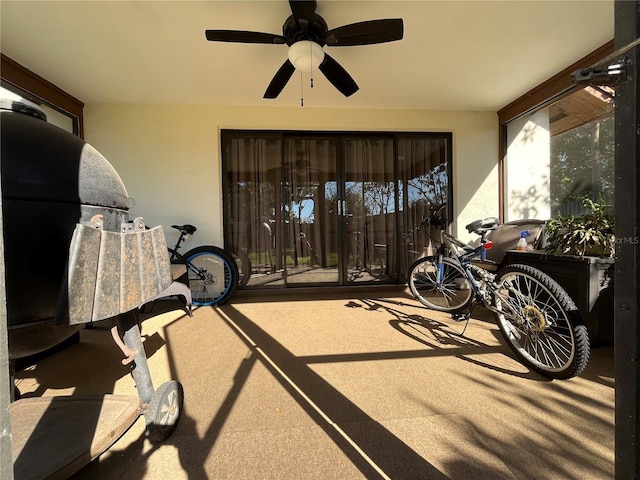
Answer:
[407,217,590,380]
[168,224,238,306]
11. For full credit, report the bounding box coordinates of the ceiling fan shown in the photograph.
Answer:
[205,0,404,99]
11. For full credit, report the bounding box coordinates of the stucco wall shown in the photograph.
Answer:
[84,104,498,247]
[505,109,551,221]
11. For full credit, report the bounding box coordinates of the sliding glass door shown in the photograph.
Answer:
[282,137,340,284]
[224,135,284,287]
[222,131,452,289]
[343,137,396,284]
[397,136,451,274]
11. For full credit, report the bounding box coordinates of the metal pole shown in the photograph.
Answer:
[615,1,640,478]
[116,309,155,409]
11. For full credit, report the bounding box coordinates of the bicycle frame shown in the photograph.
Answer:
[164,230,205,295]
[432,229,496,305]
[167,227,216,288]
[168,227,193,261]
[436,229,544,325]
[165,230,199,278]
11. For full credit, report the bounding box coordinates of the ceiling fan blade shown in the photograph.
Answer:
[324,19,404,46]
[205,30,286,44]
[318,54,359,97]
[264,60,296,99]
[289,0,318,34]
[289,0,317,21]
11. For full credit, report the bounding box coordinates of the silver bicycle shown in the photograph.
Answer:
[407,217,590,380]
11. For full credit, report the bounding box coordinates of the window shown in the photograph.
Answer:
[504,85,614,220]
[499,41,615,221]
[549,88,614,216]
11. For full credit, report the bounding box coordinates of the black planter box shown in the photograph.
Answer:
[503,250,614,345]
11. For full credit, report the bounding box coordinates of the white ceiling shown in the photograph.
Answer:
[0,1,614,111]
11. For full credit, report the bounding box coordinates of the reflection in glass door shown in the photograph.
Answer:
[282,138,339,284]
[224,136,284,288]
[343,138,396,284]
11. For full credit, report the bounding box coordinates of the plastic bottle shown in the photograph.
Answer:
[517,230,530,251]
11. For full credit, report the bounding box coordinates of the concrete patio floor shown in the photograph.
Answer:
[13,289,614,479]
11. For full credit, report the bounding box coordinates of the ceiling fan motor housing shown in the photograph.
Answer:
[283,14,328,45]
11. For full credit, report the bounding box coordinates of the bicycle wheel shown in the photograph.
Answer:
[408,256,473,312]
[493,264,590,379]
[184,246,238,306]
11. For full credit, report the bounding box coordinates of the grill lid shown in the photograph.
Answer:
[1,100,133,210]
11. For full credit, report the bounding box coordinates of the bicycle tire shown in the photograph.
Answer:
[493,264,590,379]
[183,246,238,305]
[408,256,473,312]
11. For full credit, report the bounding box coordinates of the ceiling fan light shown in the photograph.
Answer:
[287,41,325,72]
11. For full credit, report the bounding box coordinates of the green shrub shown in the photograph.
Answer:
[545,196,614,258]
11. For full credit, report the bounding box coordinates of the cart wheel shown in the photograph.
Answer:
[145,380,183,443]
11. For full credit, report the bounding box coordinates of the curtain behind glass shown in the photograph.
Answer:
[224,132,452,288]
[225,137,283,287]
[397,137,449,279]
[283,137,339,284]
[344,138,396,282]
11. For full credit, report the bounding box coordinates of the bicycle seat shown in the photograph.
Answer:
[466,217,500,235]
[171,224,197,235]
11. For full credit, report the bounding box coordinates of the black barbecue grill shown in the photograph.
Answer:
[1,100,184,479]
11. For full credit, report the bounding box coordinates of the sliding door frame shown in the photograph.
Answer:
[221,130,453,288]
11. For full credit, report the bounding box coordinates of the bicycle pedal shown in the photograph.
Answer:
[451,313,469,322]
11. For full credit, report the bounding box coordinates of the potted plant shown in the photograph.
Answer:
[544,196,615,258]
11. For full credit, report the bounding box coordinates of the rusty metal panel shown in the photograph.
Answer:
[120,228,142,314]
[67,223,101,323]
[66,219,172,325]
[95,225,123,321]
[128,225,172,313]
[151,227,172,287]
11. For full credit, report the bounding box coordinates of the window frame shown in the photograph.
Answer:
[0,54,84,137]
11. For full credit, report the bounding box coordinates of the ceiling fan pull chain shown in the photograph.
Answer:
[307,44,313,102]
[300,71,304,107]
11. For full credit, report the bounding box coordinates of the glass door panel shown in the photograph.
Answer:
[397,137,450,278]
[343,138,396,284]
[224,136,284,287]
[282,137,339,285]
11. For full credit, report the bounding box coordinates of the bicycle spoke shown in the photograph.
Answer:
[186,248,237,305]
[409,258,472,313]
[493,265,590,378]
